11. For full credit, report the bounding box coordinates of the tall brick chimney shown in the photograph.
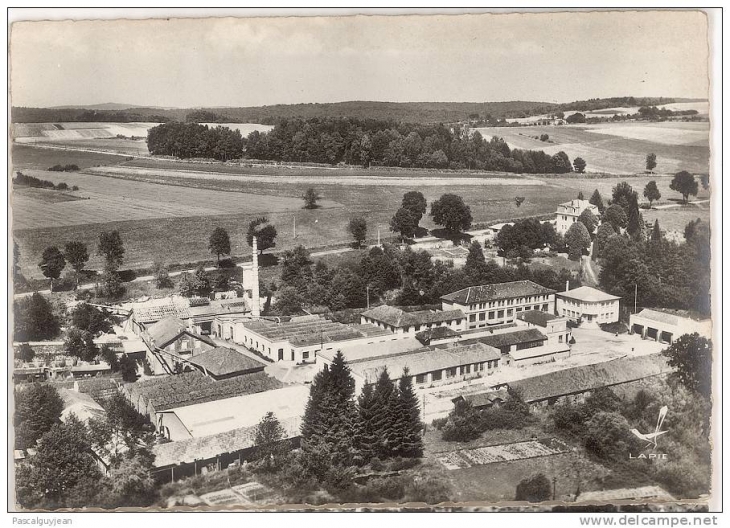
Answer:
[251,236,261,318]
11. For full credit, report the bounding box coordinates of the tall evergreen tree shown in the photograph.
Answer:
[651,219,662,241]
[627,194,644,241]
[370,368,401,459]
[464,240,486,274]
[395,368,424,458]
[354,383,380,463]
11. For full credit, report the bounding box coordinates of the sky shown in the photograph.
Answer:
[10,10,710,108]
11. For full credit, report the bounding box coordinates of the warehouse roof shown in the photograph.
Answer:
[188,347,266,378]
[240,315,392,348]
[125,370,282,412]
[556,286,620,303]
[319,337,423,364]
[464,328,547,349]
[59,389,106,424]
[508,354,669,403]
[361,305,464,328]
[163,385,309,439]
[516,310,563,327]
[351,342,501,384]
[441,280,555,305]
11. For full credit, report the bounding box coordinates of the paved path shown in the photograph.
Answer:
[653,199,710,210]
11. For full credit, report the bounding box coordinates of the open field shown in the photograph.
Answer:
[11,141,711,280]
[476,121,710,174]
[11,143,132,170]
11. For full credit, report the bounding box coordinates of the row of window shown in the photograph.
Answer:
[469,295,550,311]
[413,361,498,384]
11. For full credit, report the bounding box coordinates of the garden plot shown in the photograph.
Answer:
[438,438,569,470]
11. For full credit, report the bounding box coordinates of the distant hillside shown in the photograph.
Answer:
[12,97,703,125]
[49,102,153,110]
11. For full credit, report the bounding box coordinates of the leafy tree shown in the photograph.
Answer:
[464,240,487,273]
[274,286,304,316]
[442,399,482,442]
[401,191,427,223]
[39,246,66,291]
[515,473,552,502]
[15,343,35,363]
[99,263,125,299]
[254,411,288,471]
[14,383,64,450]
[604,204,628,232]
[564,221,591,261]
[99,344,119,372]
[64,328,98,362]
[280,245,313,289]
[650,219,662,241]
[302,187,321,209]
[670,171,699,204]
[64,241,89,286]
[577,191,585,200]
[395,368,424,458]
[643,180,661,207]
[698,173,710,191]
[578,208,598,234]
[14,293,60,341]
[71,303,112,335]
[584,411,637,459]
[663,333,712,400]
[208,227,231,264]
[593,223,616,260]
[16,417,102,509]
[105,454,157,508]
[589,189,605,214]
[646,153,657,173]
[430,194,472,233]
[152,260,173,289]
[573,157,587,174]
[348,216,368,247]
[390,207,419,241]
[247,217,278,253]
[119,354,138,382]
[98,230,125,271]
[551,151,573,173]
[611,181,637,212]
[566,112,586,124]
[514,196,525,207]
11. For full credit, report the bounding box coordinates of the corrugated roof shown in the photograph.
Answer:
[126,370,283,411]
[319,336,423,364]
[152,415,301,468]
[633,309,681,326]
[464,328,547,349]
[188,347,265,377]
[556,286,621,303]
[59,389,106,424]
[509,354,670,403]
[361,305,464,328]
[441,280,555,305]
[351,342,501,383]
[516,310,562,327]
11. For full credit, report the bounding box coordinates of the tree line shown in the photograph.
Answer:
[13,171,78,192]
[146,122,244,161]
[243,117,576,173]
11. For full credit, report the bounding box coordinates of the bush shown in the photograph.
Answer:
[404,476,451,504]
[431,417,448,430]
[515,473,552,502]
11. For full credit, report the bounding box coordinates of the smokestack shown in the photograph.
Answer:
[565,280,570,292]
[251,236,261,318]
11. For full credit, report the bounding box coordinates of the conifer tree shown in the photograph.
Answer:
[395,368,424,458]
[627,194,644,241]
[354,383,380,464]
[651,219,662,241]
[464,240,486,274]
[367,368,398,458]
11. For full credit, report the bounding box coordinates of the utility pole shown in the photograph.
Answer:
[366,285,370,309]
[377,228,381,246]
[634,283,638,314]
[293,216,296,239]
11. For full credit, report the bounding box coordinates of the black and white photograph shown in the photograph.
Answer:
[6,8,721,517]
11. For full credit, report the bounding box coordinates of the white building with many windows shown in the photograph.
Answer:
[555,286,620,324]
[440,280,556,330]
[555,199,600,235]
